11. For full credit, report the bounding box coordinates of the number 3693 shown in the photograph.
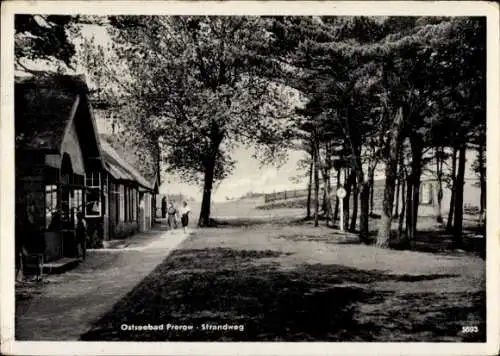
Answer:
[462,326,479,333]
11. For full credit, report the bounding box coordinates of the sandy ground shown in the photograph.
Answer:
[15,198,486,342]
[80,217,485,342]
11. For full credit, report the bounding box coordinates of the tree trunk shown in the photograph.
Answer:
[198,131,222,227]
[322,184,327,216]
[452,144,466,247]
[369,166,376,215]
[313,140,320,227]
[436,147,444,224]
[343,170,355,231]
[359,180,370,243]
[328,172,332,213]
[324,168,332,227]
[395,148,404,218]
[321,149,328,216]
[405,175,413,242]
[394,176,400,217]
[353,152,369,241]
[446,147,458,232]
[198,157,216,227]
[154,137,162,224]
[377,107,404,248]
[409,136,423,240]
[478,142,486,214]
[306,159,313,219]
[398,170,407,237]
[333,169,341,221]
[349,182,359,232]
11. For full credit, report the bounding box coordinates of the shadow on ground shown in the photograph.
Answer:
[213,216,302,228]
[279,216,485,258]
[80,247,485,342]
[277,229,485,259]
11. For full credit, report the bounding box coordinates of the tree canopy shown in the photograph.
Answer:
[81,16,303,225]
[23,14,485,240]
[15,15,78,73]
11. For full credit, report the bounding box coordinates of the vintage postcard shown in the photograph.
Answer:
[1,1,499,355]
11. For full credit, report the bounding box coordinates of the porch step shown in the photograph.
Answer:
[102,240,130,249]
[43,258,80,274]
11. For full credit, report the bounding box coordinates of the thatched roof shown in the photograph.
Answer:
[15,74,90,151]
[100,139,155,190]
[100,133,158,190]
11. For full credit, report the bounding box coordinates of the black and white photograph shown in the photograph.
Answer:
[1,1,499,355]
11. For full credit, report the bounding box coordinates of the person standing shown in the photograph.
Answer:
[179,201,191,233]
[75,212,87,261]
[20,202,45,281]
[167,201,178,230]
[161,197,167,219]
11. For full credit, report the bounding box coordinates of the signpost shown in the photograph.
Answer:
[336,187,347,231]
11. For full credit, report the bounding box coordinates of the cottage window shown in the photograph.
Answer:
[102,174,108,217]
[85,172,102,217]
[45,184,58,230]
[72,189,83,220]
[60,186,74,229]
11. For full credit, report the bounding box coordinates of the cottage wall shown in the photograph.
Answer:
[16,114,91,262]
[15,152,56,258]
[108,181,118,239]
[146,193,152,230]
[107,181,139,239]
[16,161,64,262]
[138,192,152,232]
[16,178,47,250]
[119,185,125,222]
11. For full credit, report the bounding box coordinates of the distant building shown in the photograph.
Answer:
[100,140,156,238]
[413,149,481,216]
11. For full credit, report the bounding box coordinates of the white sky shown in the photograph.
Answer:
[161,145,308,202]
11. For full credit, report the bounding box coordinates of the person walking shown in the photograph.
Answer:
[167,201,178,230]
[179,201,191,233]
[75,212,87,261]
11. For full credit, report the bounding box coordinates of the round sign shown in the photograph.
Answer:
[336,187,347,199]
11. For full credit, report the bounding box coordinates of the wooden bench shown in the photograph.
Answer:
[19,247,44,280]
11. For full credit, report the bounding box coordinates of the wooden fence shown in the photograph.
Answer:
[264,188,311,203]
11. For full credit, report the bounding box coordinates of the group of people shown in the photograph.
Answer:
[161,198,191,233]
